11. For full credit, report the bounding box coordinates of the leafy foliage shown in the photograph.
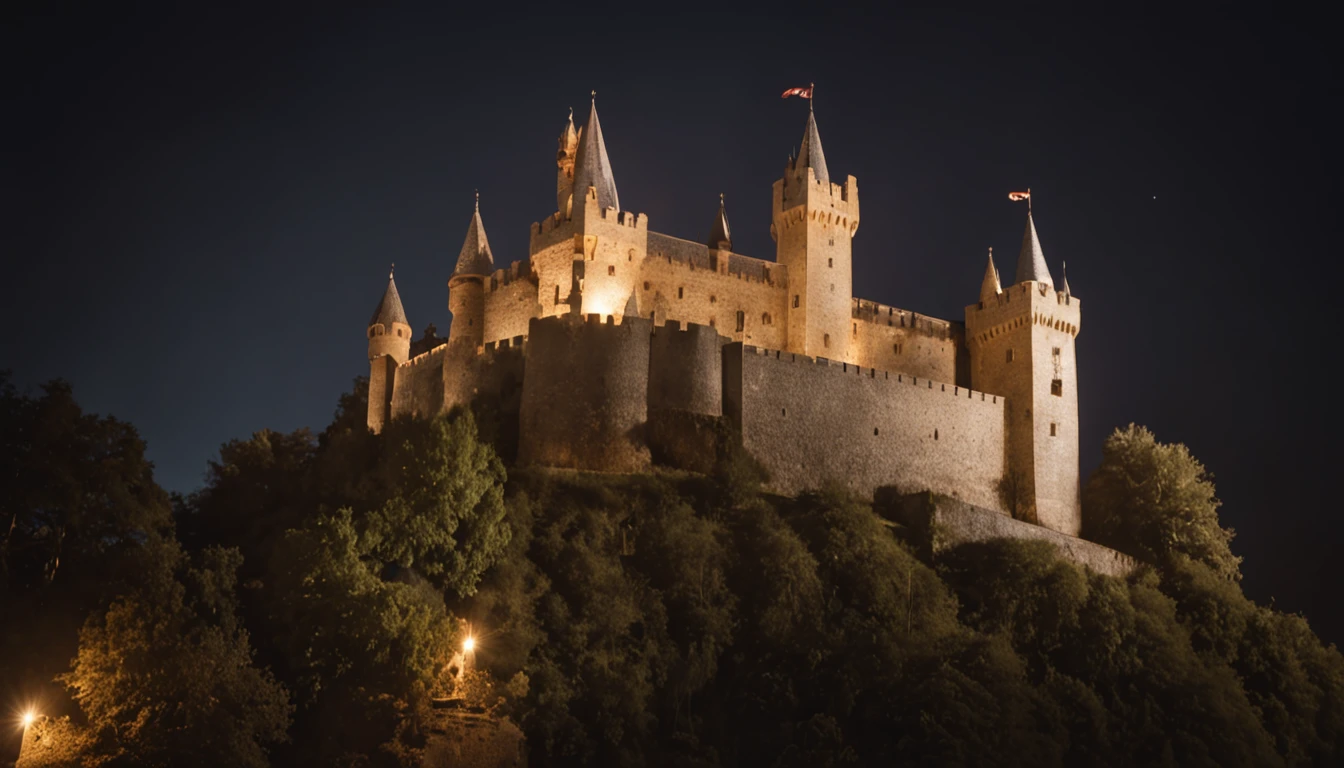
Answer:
[61,545,291,767]
[7,375,1343,768]
[1083,424,1240,579]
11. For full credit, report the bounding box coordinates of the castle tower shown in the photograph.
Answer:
[771,104,860,361]
[448,194,495,348]
[567,96,647,320]
[367,268,411,434]
[965,206,1082,534]
[556,108,579,217]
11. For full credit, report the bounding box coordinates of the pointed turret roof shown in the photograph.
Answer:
[1015,211,1054,286]
[571,96,620,211]
[793,109,829,185]
[369,269,408,327]
[708,193,732,250]
[559,107,578,154]
[453,195,494,277]
[980,248,1002,303]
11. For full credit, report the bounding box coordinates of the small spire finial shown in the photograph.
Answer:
[591,89,596,103]
[568,106,573,120]
[474,189,479,212]
[1027,186,1032,214]
[720,191,725,207]
[390,262,395,280]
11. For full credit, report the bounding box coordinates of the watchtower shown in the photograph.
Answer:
[965,208,1082,534]
[366,269,411,434]
[771,105,860,362]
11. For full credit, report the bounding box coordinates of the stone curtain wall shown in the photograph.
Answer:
[891,493,1136,578]
[638,235,789,350]
[518,314,652,472]
[850,299,961,384]
[725,343,1006,508]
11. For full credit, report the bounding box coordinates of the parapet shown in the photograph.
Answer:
[645,232,784,286]
[852,298,955,340]
[739,344,999,406]
[888,493,1136,578]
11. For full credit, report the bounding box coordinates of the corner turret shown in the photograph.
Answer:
[367,267,412,434]
[448,194,493,348]
[556,108,579,217]
[979,247,1002,304]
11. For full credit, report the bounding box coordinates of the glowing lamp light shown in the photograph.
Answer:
[463,636,476,653]
[22,710,35,728]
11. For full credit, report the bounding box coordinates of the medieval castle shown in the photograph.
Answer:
[363,97,1100,555]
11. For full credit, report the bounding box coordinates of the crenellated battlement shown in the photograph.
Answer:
[965,282,1080,343]
[645,232,784,286]
[488,260,537,291]
[851,298,954,340]
[741,344,999,406]
[363,99,1088,546]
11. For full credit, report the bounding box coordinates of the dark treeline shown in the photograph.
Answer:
[1,372,1341,767]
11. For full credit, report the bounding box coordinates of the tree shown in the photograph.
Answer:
[0,374,176,762]
[363,411,510,597]
[267,508,456,766]
[1083,424,1240,579]
[60,545,291,768]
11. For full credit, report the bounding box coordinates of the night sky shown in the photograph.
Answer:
[6,8,1340,643]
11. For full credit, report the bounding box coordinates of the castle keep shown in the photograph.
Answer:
[364,99,1083,538]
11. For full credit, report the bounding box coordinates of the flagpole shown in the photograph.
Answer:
[809,82,815,111]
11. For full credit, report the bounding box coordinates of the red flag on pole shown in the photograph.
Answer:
[1008,191,1031,202]
[781,86,813,99]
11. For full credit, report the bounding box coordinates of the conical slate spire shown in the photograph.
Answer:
[370,268,409,327]
[708,193,732,250]
[1015,211,1054,286]
[453,194,495,277]
[793,110,829,185]
[980,248,1002,303]
[571,96,620,212]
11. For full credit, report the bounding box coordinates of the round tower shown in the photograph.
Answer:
[448,194,495,348]
[367,268,411,434]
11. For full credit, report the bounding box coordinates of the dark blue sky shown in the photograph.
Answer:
[5,7,1340,641]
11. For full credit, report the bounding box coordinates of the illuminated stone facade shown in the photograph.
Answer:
[363,100,1082,537]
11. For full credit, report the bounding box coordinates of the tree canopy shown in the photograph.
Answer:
[5,379,1342,767]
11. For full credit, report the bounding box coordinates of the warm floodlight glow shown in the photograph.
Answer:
[22,710,35,728]
[463,636,476,653]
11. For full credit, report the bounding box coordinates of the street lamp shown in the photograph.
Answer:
[463,636,475,653]
[22,710,35,729]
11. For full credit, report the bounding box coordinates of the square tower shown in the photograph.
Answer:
[965,218,1081,535]
[771,110,859,362]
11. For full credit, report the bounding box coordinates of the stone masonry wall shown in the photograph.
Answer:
[890,493,1135,578]
[647,320,724,416]
[724,343,1006,508]
[518,314,652,472]
[483,262,541,344]
[850,299,961,384]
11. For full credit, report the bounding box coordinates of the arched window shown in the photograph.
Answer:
[762,312,772,325]
[735,311,745,332]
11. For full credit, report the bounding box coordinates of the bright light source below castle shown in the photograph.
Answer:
[22,710,35,728]
[463,637,475,653]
